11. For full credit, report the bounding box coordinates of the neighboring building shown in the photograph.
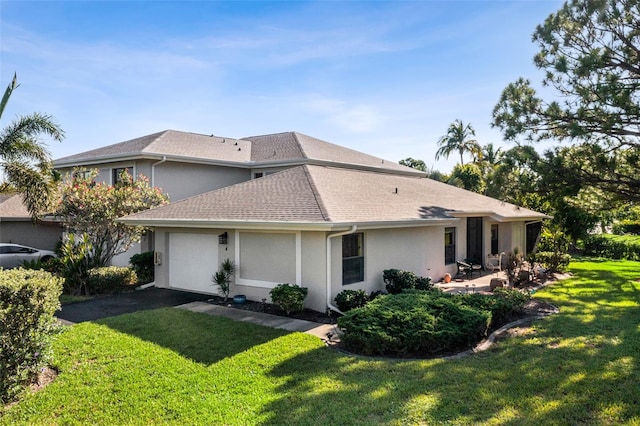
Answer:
[0,194,63,250]
[56,129,547,311]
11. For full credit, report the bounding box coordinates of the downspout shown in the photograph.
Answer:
[326,225,357,315]
[151,156,167,187]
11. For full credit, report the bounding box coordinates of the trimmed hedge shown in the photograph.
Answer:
[338,291,492,356]
[383,269,433,294]
[0,268,63,403]
[612,220,640,235]
[582,234,640,261]
[86,266,138,294]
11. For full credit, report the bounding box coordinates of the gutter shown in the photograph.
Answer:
[151,156,167,187]
[326,225,357,315]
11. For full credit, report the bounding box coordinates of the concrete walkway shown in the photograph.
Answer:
[177,302,341,343]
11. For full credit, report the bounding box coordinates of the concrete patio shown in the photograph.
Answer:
[434,270,509,294]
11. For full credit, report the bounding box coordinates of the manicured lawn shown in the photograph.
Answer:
[2,259,640,425]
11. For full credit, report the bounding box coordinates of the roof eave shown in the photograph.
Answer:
[117,217,459,231]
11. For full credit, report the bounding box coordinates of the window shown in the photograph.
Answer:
[444,227,456,265]
[253,172,264,179]
[342,233,364,284]
[112,167,133,185]
[491,224,499,254]
[73,169,92,180]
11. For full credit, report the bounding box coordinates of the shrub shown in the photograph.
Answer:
[338,292,491,356]
[0,269,63,403]
[129,251,154,284]
[530,251,571,273]
[613,220,640,235]
[582,234,640,260]
[461,288,530,325]
[59,233,99,295]
[86,266,138,294]
[211,259,236,301]
[334,289,369,312]
[383,269,432,294]
[269,283,308,315]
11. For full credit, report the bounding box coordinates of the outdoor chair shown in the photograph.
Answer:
[456,260,483,279]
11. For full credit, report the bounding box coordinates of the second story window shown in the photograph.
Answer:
[112,167,133,185]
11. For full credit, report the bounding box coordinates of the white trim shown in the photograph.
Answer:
[296,232,302,285]
[235,278,280,289]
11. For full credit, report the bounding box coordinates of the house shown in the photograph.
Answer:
[119,164,547,313]
[55,129,547,312]
[0,194,63,250]
[53,129,424,266]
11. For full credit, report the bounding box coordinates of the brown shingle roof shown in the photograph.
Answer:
[0,194,30,218]
[121,165,547,227]
[54,130,251,165]
[244,131,415,173]
[55,129,422,176]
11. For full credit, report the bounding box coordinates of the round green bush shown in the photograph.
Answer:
[334,289,369,312]
[337,291,491,357]
[269,283,308,315]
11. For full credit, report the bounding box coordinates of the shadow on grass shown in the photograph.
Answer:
[256,262,640,425]
[96,307,289,365]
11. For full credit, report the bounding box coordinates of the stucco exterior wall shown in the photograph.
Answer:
[0,220,63,250]
[152,162,250,201]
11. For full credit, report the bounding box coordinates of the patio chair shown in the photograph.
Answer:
[456,260,483,279]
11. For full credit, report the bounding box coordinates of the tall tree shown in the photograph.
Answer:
[435,119,481,165]
[0,73,64,218]
[492,0,640,202]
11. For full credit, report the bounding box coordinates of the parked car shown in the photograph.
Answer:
[0,243,57,269]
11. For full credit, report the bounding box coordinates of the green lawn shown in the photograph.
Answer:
[2,259,640,425]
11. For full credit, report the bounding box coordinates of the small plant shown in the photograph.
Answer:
[129,251,154,284]
[212,259,236,301]
[334,289,369,312]
[58,233,99,296]
[269,283,308,315]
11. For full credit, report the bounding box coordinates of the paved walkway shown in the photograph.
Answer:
[177,302,341,343]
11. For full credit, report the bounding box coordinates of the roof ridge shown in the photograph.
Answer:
[301,165,330,221]
[143,129,172,152]
[291,132,310,160]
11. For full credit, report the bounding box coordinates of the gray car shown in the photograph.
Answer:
[0,243,57,269]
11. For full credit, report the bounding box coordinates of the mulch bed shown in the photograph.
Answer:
[206,296,336,324]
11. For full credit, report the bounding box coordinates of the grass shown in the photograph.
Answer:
[2,259,640,425]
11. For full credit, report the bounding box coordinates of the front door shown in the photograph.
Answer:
[467,217,483,264]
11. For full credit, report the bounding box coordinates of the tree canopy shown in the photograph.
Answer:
[435,119,481,165]
[57,169,169,266]
[0,73,64,218]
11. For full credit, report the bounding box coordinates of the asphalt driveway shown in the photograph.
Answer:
[56,287,211,324]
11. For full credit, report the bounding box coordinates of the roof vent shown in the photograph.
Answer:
[238,148,241,151]
[221,138,226,143]
[234,142,238,145]
[394,187,398,194]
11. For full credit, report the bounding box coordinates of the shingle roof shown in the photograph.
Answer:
[244,131,413,173]
[0,194,30,218]
[54,130,251,165]
[54,129,422,175]
[121,165,547,227]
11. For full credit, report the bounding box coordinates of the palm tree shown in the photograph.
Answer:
[435,119,480,165]
[0,73,64,218]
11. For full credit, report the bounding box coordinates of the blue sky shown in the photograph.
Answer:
[1,0,563,172]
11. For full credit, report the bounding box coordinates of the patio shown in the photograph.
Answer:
[434,269,509,294]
